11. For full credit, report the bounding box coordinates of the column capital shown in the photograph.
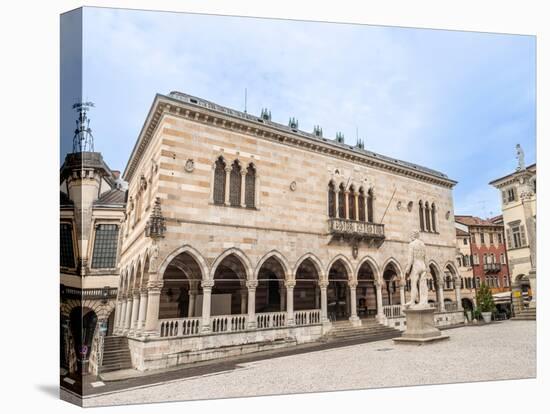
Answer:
[373,279,381,288]
[240,169,248,176]
[224,166,232,173]
[246,280,258,289]
[285,279,296,289]
[318,279,329,288]
[147,280,164,292]
[348,280,358,289]
[133,289,141,298]
[201,279,215,289]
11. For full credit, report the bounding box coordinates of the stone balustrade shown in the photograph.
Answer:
[294,309,321,326]
[256,312,286,329]
[383,304,403,318]
[444,301,459,312]
[159,317,201,337]
[328,218,385,239]
[211,314,248,333]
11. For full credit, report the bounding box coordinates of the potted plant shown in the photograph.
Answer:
[475,283,496,323]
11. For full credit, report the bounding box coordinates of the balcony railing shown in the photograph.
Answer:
[483,263,502,273]
[383,304,403,318]
[328,218,385,240]
[60,285,117,301]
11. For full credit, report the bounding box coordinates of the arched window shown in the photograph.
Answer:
[367,189,374,222]
[328,181,336,217]
[229,160,242,206]
[358,188,366,221]
[348,186,356,220]
[419,201,425,231]
[425,202,431,232]
[338,184,346,218]
[213,157,226,205]
[431,202,437,232]
[245,164,256,208]
[464,255,470,267]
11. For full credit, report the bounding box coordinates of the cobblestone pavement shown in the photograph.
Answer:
[79,321,536,407]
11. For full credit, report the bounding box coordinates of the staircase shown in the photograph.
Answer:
[513,307,536,321]
[322,319,401,343]
[100,336,133,373]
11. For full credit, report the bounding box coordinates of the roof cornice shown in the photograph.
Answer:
[489,164,536,188]
[123,93,458,189]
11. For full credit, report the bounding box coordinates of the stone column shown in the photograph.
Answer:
[188,289,198,318]
[344,190,350,219]
[348,281,360,326]
[454,277,463,311]
[123,295,133,333]
[335,189,340,218]
[528,270,536,309]
[319,279,329,323]
[399,280,406,305]
[375,279,384,321]
[437,281,445,312]
[240,288,248,314]
[285,279,296,326]
[130,290,140,332]
[143,280,163,336]
[116,296,126,334]
[246,280,258,329]
[354,192,359,221]
[224,166,231,206]
[240,169,247,207]
[137,289,148,331]
[200,279,214,333]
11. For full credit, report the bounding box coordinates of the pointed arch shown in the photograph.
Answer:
[293,253,325,281]
[158,245,209,282]
[210,248,254,281]
[356,255,381,283]
[381,257,404,282]
[254,250,291,280]
[328,180,336,218]
[428,260,443,284]
[327,254,354,282]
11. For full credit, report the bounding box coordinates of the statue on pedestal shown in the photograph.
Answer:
[516,144,526,171]
[404,231,428,309]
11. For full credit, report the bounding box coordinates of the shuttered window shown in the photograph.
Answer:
[245,164,256,208]
[213,158,226,205]
[328,182,336,218]
[229,161,241,206]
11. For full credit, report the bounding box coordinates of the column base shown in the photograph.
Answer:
[348,315,362,327]
[286,319,295,327]
[141,330,160,339]
[247,321,257,330]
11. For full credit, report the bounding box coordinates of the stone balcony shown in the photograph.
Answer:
[328,218,385,240]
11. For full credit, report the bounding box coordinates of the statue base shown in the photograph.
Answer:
[393,307,449,345]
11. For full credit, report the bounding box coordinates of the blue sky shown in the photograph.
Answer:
[62,7,535,218]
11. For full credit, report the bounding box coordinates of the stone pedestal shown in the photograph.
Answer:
[393,307,449,344]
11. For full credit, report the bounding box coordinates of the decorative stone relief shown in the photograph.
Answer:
[184,159,195,173]
[289,181,297,191]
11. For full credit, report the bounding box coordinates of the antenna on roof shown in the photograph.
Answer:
[72,101,95,153]
[244,88,247,113]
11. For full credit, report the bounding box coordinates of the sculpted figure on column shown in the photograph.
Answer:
[404,231,429,309]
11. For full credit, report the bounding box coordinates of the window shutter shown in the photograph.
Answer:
[502,190,508,204]
[520,225,527,247]
[506,228,512,249]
